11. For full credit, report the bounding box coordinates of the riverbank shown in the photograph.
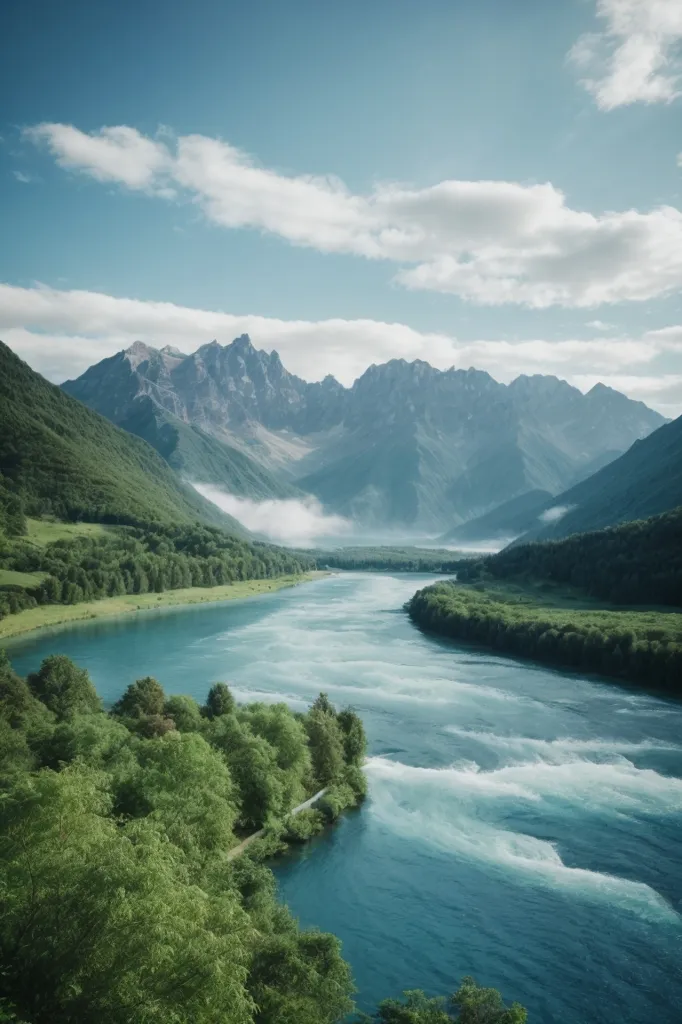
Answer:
[407,578,682,692]
[0,572,325,641]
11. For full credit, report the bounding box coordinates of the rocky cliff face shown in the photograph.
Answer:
[63,336,666,530]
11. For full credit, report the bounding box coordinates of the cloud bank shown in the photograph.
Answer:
[192,484,351,547]
[569,0,682,110]
[24,121,682,309]
[2,282,681,415]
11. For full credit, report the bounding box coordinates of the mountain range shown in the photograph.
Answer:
[62,335,666,533]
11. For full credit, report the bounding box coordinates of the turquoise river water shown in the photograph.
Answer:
[6,572,682,1023]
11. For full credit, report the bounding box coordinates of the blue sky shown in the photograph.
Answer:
[2,0,682,413]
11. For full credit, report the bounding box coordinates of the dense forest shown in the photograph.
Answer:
[306,546,468,572]
[408,581,682,692]
[0,522,313,622]
[0,651,367,1023]
[357,981,527,1023]
[456,506,682,609]
[0,342,239,531]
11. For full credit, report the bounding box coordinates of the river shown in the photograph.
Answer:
[6,572,682,1023]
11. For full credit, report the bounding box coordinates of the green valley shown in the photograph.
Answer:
[408,508,682,692]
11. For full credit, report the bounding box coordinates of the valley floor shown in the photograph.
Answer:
[0,572,324,641]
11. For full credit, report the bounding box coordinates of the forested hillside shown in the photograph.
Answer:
[304,546,469,572]
[0,652,366,1023]
[0,522,313,623]
[0,342,240,531]
[459,507,682,608]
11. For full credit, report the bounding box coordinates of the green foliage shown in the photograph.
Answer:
[338,707,368,765]
[452,976,527,1024]
[0,520,314,624]
[27,654,101,720]
[0,764,254,1024]
[463,505,682,609]
[114,676,166,717]
[0,658,367,1023]
[283,808,326,843]
[204,681,237,719]
[123,732,239,861]
[360,989,451,1023]
[305,704,346,787]
[0,651,35,727]
[164,694,204,731]
[248,930,355,1024]
[0,476,26,538]
[318,781,358,822]
[304,546,469,572]
[357,978,527,1024]
[408,581,682,692]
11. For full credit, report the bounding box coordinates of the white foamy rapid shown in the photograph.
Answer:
[445,727,680,763]
[366,755,682,923]
[214,574,526,709]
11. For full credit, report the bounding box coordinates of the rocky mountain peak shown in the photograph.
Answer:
[124,340,159,369]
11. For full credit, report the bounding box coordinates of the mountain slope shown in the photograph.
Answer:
[460,505,682,608]
[61,337,666,531]
[515,413,682,543]
[0,341,243,532]
[62,342,300,500]
[441,489,553,543]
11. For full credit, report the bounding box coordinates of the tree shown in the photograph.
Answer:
[0,650,35,726]
[451,977,527,1024]
[27,655,100,721]
[249,931,355,1024]
[123,732,239,860]
[164,694,203,732]
[0,763,254,1024]
[360,989,451,1023]
[113,676,165,718]
[337,708,367,765]
[208,716,286,828]
[310,692,336,717]
[203,682,236,719]
[305,709,345,787]
[357,980,527,1024]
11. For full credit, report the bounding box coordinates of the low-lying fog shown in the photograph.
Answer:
[192,482,506,553]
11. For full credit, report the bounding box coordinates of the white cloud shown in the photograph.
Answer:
[1,282,681,415]
[192,484,351,546]
[13,170,34,184]
[539,505,574,524]
[569,0,682,110]
[24,123,171,191]
[24,122,682,309]
[586,319,615,330]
